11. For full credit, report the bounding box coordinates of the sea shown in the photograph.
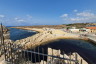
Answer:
[9,28,96,64]
[9,28,37,41]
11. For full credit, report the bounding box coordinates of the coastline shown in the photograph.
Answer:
[11,27,44,33]
[11,27,93,49]
[4,27,95,64]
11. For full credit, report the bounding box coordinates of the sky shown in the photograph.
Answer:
[0,0,96,26]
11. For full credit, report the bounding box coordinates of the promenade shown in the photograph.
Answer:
[67,32,96,44]
[87,34,96,44]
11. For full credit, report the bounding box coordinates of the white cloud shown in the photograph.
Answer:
[14,17,25,22]
[61,11,96,23]
[0,14,34,26]
[14,18,18,20]
[60,14,68,17]
[0,15,5,18]
[27,15,32,18]
[70,17,81,21]
[76,12,95,17]
[17,19,25,22]
[73,9,78,12]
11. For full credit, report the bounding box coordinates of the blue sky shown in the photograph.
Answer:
[0,0,96,26]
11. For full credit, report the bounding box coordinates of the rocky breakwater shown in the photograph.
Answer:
[0,25,11,64]
[0,25,10,55]
[0,25,10,39]
[14,28,82,49]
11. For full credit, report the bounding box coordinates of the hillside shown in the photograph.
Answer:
[11,23,96,29]
[11,25,66,29]
[65,23,96,28]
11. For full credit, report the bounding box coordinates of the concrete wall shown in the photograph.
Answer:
[47,48,88,64]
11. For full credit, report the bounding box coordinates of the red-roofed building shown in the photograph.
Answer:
[86,27,96,33]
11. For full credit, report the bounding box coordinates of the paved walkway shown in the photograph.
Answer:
[87,35,96,43]
[68,32,96,43]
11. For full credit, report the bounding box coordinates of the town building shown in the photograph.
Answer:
[86,27,96,33]
[79,28,90,33]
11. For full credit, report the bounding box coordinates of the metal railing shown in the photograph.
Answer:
[0,24,81,64]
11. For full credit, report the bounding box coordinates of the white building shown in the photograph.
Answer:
[69,29,80,33]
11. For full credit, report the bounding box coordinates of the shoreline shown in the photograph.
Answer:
[11,27,95,49]
[10,27,44,33]
[1,27,94,64]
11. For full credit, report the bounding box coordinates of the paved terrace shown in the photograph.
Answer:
[87,34,96,43]
[64,31,96,44]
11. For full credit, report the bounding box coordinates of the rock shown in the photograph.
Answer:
[40,60,46,64]
[14,28,82,49]
[0,25,9,34]
[0,55,7,64]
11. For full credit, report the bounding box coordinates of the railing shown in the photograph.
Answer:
[0,23,83,64]
[0,42,79,64]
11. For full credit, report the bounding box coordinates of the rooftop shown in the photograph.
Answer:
[86,27,96,29]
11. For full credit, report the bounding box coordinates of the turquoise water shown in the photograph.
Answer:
[9,28,96,64]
